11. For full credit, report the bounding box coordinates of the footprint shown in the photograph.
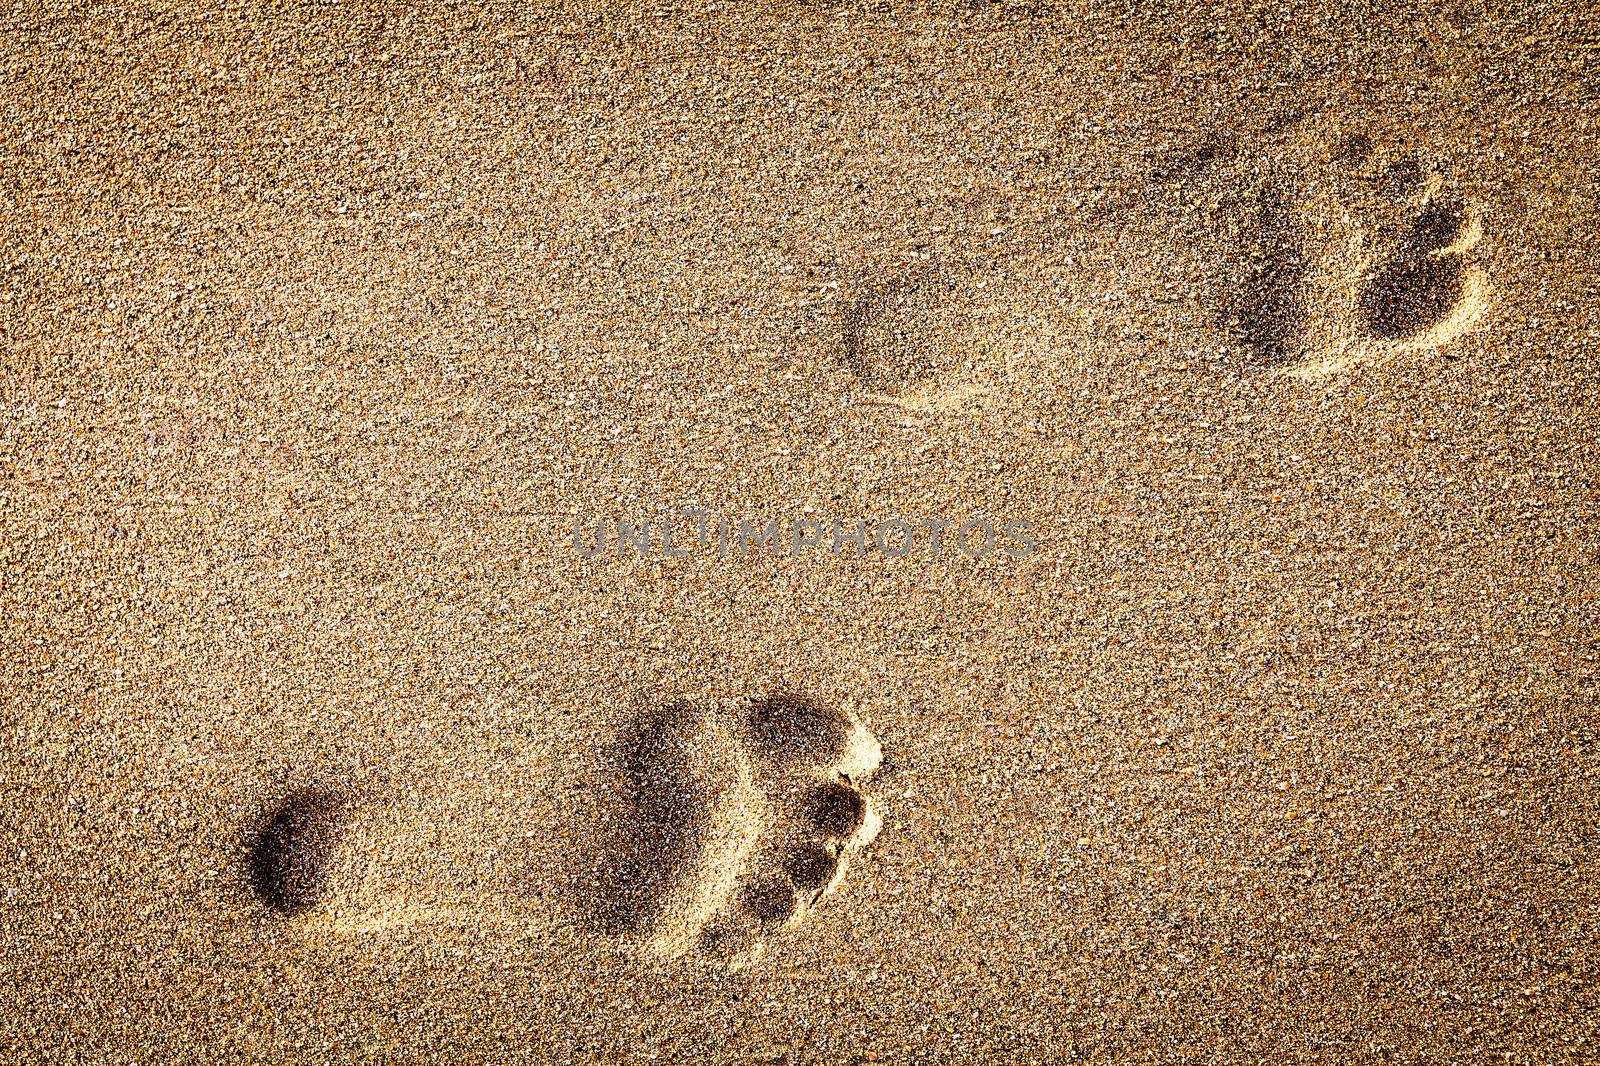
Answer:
[241,696,883,962]
[246,789,347,916]
[1218,147,1487,376]
[833,266,992,416]
[579,693,883,965]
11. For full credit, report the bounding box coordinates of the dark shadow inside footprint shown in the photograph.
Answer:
[838,268,972,393]
[745,694,852,768]
[583,702,715,936]
[247,789,345,916]
[1223,188,1307,364]
[802,781,867,839]
[1405,198,1466,255]
[741,874,799,930]
[1361,254,1466,339]
[781,843,840,896]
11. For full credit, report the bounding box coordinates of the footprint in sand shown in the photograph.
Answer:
[247,789,348,916]
[239,694,883,964]
[832,265,993,416]
[578,693,882,965]
[1222,148,1487,377]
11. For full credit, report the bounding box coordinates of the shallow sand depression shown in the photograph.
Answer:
[4,2,1598,1062]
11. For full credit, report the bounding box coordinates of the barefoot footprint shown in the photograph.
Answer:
[239,694,883,964]
[582,692,883,965]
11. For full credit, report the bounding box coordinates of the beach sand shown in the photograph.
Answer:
[4,2,1598,1061]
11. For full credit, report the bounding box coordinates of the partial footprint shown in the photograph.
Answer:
[696,695,882,959]
[841,276,958,391]
[242,779,492,935]
[1218,146,1487,376]
[579,692,883,965]
[833,265,993,416]
[743,692,882,781]
[247,789,347,916]
[1359,195,1480,341]
[576,701,759,954]
[1221,187,1309,367]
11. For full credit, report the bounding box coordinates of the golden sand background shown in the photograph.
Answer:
[4,1,1598,1061]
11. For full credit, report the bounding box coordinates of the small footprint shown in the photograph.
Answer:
[579,692,883,965]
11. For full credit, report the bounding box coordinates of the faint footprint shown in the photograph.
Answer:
[834,265,993,417]
[580,693,883,965]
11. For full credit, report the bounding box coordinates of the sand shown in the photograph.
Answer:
[4,1,1598,1061]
